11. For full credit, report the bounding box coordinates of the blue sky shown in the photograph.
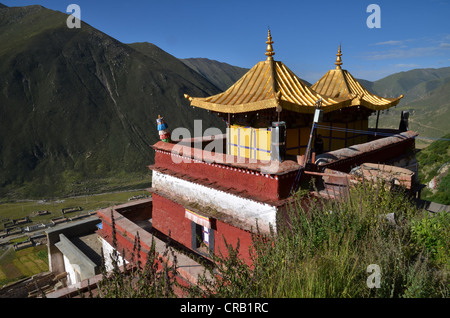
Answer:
[3,0,450,83]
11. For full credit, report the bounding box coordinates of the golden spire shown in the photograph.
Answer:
[265,29,275,60]
[335,44,343,69]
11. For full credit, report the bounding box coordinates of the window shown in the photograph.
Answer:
[191,221,214,256]
[185,209,215,256]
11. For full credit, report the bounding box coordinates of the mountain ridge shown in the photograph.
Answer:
[1,3,449,199]
[181,57,249,91]
[0,4,223,199]
[364,66,450,143]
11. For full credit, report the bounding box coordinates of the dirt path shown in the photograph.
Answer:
[409,118,446,134]
[0,245,12,262]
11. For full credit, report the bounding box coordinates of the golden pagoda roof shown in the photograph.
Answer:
[185,30,352,114]
[311,45,403,110]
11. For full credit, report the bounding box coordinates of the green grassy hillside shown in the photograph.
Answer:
[0,5,223,200]
[1,3,449,201]
[367,67,450,147]
[181,57,249,91]
[0,245,49,287]
[416,133,450,205]
[371,67,450,102]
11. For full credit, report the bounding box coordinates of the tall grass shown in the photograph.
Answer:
[93,211,179,298]
[94,181,448,298]
[189,181,449,298]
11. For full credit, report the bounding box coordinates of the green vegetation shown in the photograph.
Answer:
[0,189,149,287]
[0,189,150,231]
[367,67,450,148]
[0,171,152,202]
[0,245,49,286]
[416,133,450,205]
[189,184,448,298]
[94,183,449,298]
[95,226,178,298]
[180,57,249,91]
[411,212,449,266]
[0,4,224,200]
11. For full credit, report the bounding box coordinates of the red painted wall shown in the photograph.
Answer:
[152,193,254,264]
[152,149,297,202]
[96,218,192,294]
[96,207,198,292]
[214,219,253,265]
[96,211,149,263]
[98,221,145,261]
[152,193,192,248]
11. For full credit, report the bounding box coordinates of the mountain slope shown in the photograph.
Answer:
[371,67,450,103]
[128,43,222,91]
[416,133,450,205]
[365,67,450,143]
[181,58,248,91]
[0,5,223,199]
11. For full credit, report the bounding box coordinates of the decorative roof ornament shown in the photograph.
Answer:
[185,31,355,114]
[311,44,404,109]
[265,29,275,60]
[335,44,343,70]
[156,115,171,142]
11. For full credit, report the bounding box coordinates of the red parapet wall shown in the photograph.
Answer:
[96,207,192,292]
[96,208,150,262]
[152,142,299,202]
[96,195,255,267]
[316,131,417,173]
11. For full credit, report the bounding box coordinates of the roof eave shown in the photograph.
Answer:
[189,97,279,114]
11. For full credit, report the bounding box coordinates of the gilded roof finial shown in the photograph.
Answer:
[335,44,343,69]
[265,28,275,60]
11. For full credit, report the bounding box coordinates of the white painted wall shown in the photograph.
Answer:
[62,254,79,286]
[100,237,127,272]
[62,238,127,288]
[152,170,277,233]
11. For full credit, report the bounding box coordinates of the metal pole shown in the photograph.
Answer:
[304,122,316,165]
[304,98,322,165]
[289,99,322,195]
[375,110,380,137]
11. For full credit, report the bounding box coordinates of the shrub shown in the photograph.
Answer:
[188,181,448,298]
[93,183,448,298]
[93,211,179,298]
[410,211,449,266]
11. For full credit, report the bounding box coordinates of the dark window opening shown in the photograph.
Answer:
[191,221,214,256]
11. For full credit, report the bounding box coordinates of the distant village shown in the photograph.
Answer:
[0,194,150,251]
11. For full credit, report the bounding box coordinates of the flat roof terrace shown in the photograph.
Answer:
[95,198,212,288]
[158,129,417,173]
[150,130,418,203]
[160,134,301,175]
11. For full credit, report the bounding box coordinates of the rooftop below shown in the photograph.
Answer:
[68,233,103,268]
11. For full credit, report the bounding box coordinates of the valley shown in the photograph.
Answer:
[0,1,448,298]
[0,2,449,202]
